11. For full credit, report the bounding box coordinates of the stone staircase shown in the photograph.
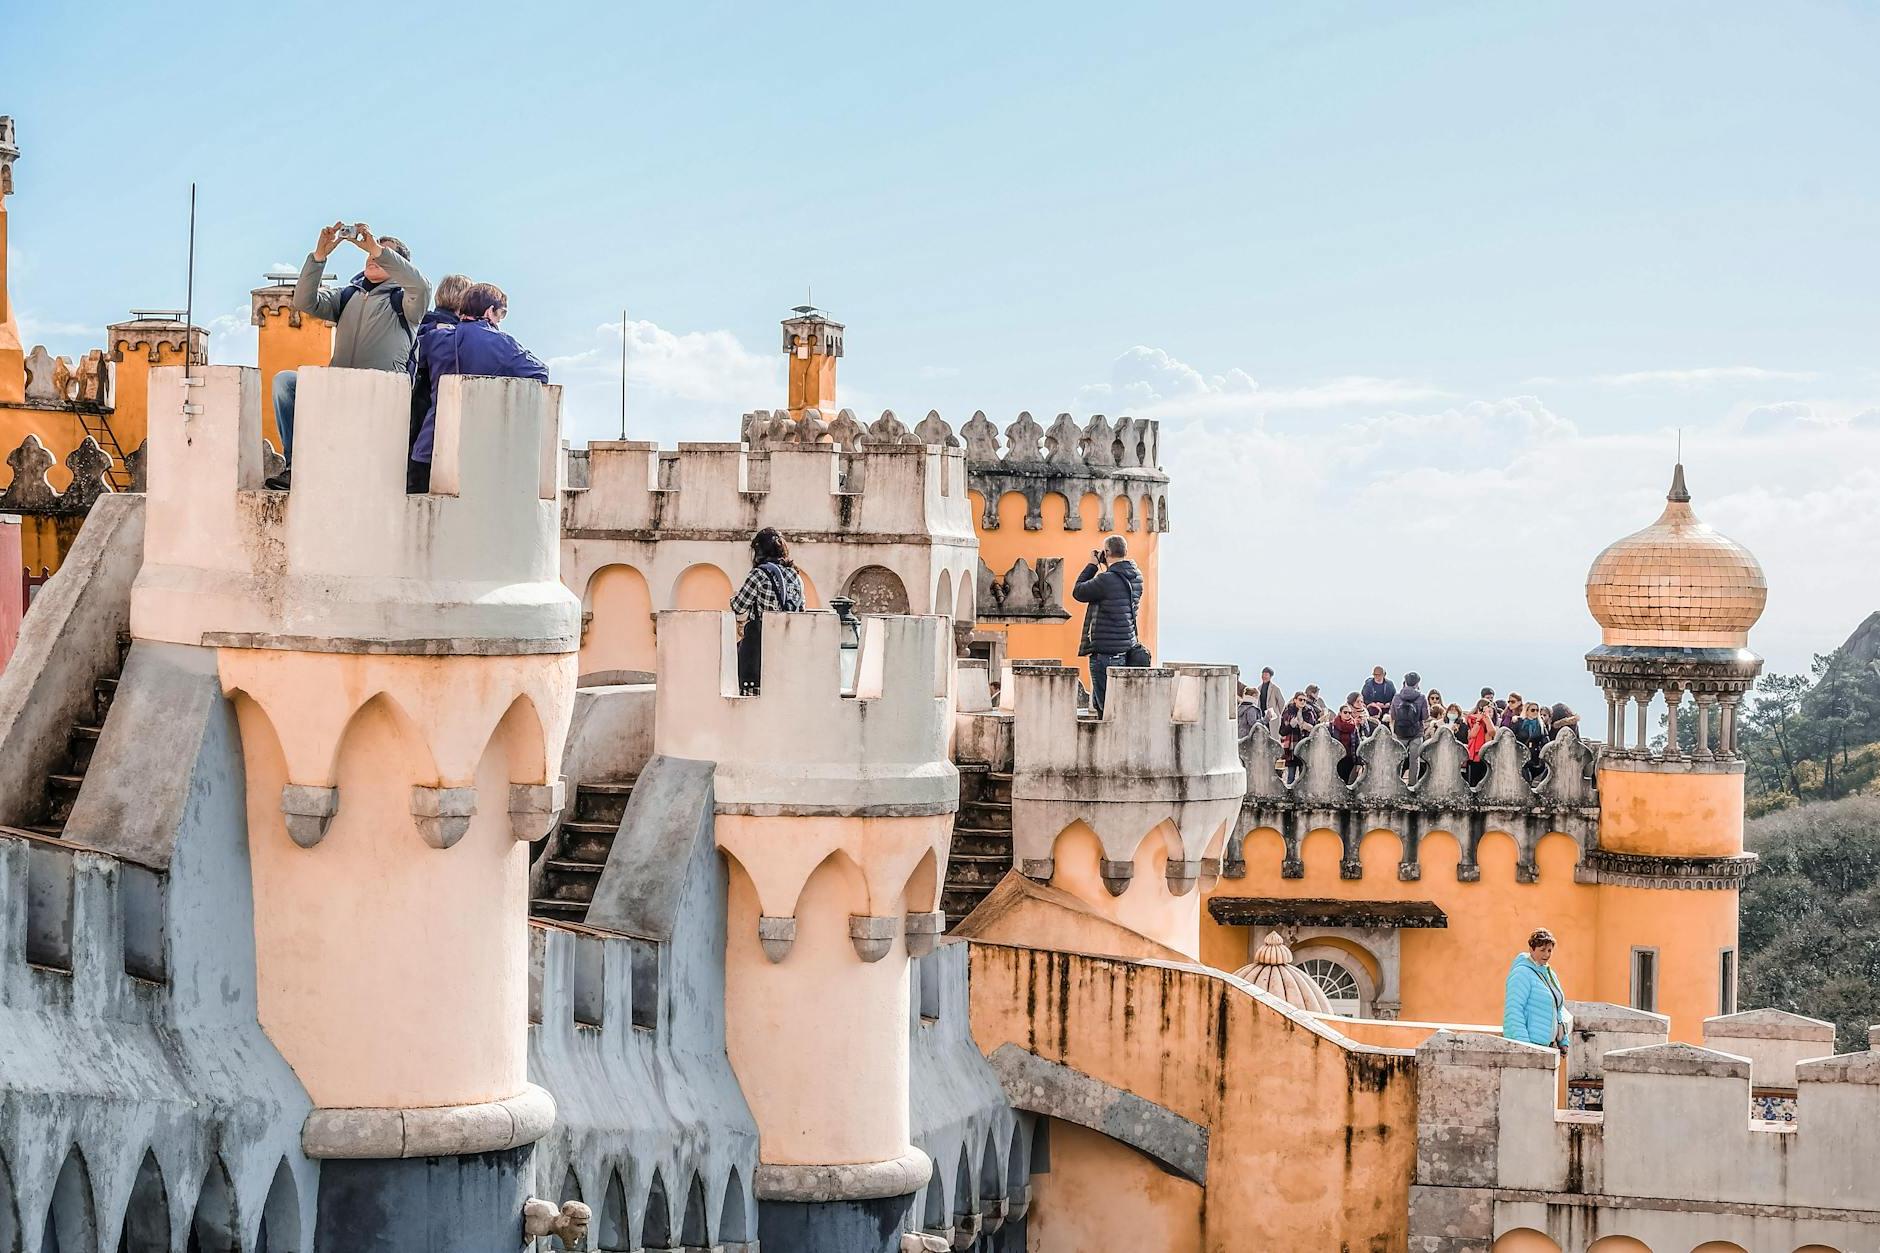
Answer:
[22,633,129,840]
[942,762,1014,930]
[530,780,635,924]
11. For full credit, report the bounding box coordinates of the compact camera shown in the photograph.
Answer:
[332,222,364,242]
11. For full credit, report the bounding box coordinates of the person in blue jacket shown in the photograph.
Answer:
[409,281,550,493]
[1503,927,1572,1051]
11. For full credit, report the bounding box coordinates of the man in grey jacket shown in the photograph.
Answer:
[269,221,430,487]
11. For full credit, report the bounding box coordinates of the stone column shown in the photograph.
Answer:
[1719,695,1739,757]
[1633,690,1651,755]
[1663,687,1683,760]
[1606,692,1623,750]
[1693,694,1715,760]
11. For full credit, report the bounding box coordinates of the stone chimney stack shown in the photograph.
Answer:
[781,304,842,420]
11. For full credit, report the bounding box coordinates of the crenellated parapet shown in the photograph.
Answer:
[1411,1024,1880,1250]
[133,365,577,651]
[655,609,958,1211]
[1,432,118,514]
[1231,721,1602,884]
[1012,663,1243,889]
[957,409,1169,534]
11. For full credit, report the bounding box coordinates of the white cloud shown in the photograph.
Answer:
[547,318,782,446]
[1592,366,1818,387]
[16,315,97,342]
[1741,400,1826,432]
[1074,344,1443,418]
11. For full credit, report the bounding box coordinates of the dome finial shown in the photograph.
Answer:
[1667,462,1690,504]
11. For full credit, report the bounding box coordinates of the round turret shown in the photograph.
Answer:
[1585,464,1767,650]
[1233,931,1333,1014]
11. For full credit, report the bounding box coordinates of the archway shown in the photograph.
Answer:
[678,1174,708,1248]
[640,1170,671,1250]
[716,1169,748,1246]
[551,1168,582,1251]
[117,1151,168,1253]
[1492,1231,1561,1252]
[255,1159,301,1253]
[41,1147,95,1253]
[597,1170,627,1253]
[843,565,909,615]
[671,563,733,612]
[186,1157,238,1253]
[580,564,656,675]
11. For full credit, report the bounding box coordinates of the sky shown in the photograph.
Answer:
[6,2,1878,720]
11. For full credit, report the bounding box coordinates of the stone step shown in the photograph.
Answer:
[949,829,1012,859]
[981,772,1013,806]
[541,867,599,903]
[66,725,102,774]
[944,855,1011,890]
[45,773,84,826]
[93,677,119,723]
[956,801,1011,831]
[531,898,587,922]
[559,828,616,864]
[574,781,635,825]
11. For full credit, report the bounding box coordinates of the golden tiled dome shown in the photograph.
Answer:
[1586,465,1766,650]
[1232,931,1333,1014]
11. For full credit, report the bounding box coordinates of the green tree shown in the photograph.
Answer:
[1740,795,1880,1052]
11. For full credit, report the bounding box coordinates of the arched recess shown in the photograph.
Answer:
[843,565,909,616]
[0,1153,18,1253]
[794,565,823,610]
[920,1172,947,1234]
[1691,1244,1749,1253]
[901,847,939,917]
[640,1170,672,1250]
[118,1150,169,1253]
[672,563,733,612]
[1585,1238,1651,1253]
[551,1167,582,1252]
[1793,1245,1843,1253]
[328,690,440,796]
[678,1174,708,1247]
[1040,490,1075,531]
[716,1169,748,1245]
[487,692,550,788]
[597,1169,628,1253]
[1491,1230,1561,1253]
[1005,1124,1027,1196]
[951,1147,974,1224]
[43,1147,95,1253]
[952,569,974,627]
[935,570,953,624]
[581,563,656,676]
[254,1158,301,1253]
[188,1156,239,1253]
[1112,494,1133,533]
[1291,939,1378,1018]
[1475,830,1521,880]
[230,691,292,850]
[790,847,872,932]
[978,1132,1003,1204]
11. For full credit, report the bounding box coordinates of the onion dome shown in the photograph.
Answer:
[1585,464,1767,650]
[1233,931,1332,1014]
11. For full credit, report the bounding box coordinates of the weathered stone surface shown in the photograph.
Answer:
[989,1044,1209,1184]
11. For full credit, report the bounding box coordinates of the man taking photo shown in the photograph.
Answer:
[269,220,431,488]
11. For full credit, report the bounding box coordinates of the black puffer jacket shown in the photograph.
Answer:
[1073,559,1144,656]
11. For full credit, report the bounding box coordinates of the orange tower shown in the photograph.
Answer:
[1580,463,1766,1036]
[251,270,334,450]
[781,305,842,419]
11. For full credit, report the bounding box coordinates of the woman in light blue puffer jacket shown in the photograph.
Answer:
[1503,928,1572,1050]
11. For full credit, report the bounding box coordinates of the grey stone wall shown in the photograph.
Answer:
[0,640,317,1252]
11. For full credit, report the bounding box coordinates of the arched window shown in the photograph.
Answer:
[118,1151,168,1253]
[1300,957,1362,1017]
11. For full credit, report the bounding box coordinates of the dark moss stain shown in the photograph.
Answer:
[1054,950,1071,1058]
[1564,1121,1586,1195]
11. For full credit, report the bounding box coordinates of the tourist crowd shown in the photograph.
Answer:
[267,221,548,494]
[1238,667,1583,785]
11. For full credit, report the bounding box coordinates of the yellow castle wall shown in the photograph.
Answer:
[1597,767,1744,857]
[1027,1122,1203,1253]
[968,488,1161,682]
[1204,818,1736,1043]
[255,304,332,451]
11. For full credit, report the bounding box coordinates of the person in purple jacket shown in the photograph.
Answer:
[408,282,549,493]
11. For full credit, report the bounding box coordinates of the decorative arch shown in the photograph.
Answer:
[188,1156,239,1253]
[715,1169,748,1245]
[842,565,909,616]
[794,564,823,610]
[1585,1238,1650,1253]
[952,567,974,626]
[920,1170,947,1233]
[580,563,656,675]
[951,1146,974,1223]
[597,1169,628,1253]
[329,689,440,792]
[552,1165,582,1251]
[1297,828,1345,880]
[1005,1123,1027,1195]
[789,847,872,922]
[42,1146,94,1253]
[1474,829,1522,879]
[935,569,953,623]
[0,1154,17,1253]
[671,563,733,612]
[640,1169,671,1250]
[1358,827,1407,876]
[1290,939,1379,1018]
[118,1150,169,1253]
[678,1173,708,1248]
[255,1158,302,1253]
[901,847,940,916]
[1111,494,1133,533]
[487,691,552,787]
[978,1131,1003,1204]
[1491,1231,1561,1252]
[1138,493,1155,534]
[1040,490,1076,531]
[1691,1244,1749,1253]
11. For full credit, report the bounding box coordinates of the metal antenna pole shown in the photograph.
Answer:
[183,182,197,380]
[619,309,628,440]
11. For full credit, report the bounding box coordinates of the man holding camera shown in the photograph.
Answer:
[1072,534,1148,715]
[269,220,431,488]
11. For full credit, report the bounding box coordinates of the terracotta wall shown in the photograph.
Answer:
[969,940,1415,1252]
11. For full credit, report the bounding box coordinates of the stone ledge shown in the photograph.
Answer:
[202,631,577,656]
[301,1083,557,1159]
[1704,1007,1837,1043]
[1417,1030,1560,1071]
[1602,1042,1751,1079]
[753,1146,933,1203]
[1574,848,1756,890]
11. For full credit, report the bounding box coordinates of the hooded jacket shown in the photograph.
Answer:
[413,318,550,463]
[408,308,461,456]
[1072,558,1143,657]
[1503,952,1570,1047]
[293,248,431,373]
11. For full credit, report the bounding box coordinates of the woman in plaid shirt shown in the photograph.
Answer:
[731,527,806,693]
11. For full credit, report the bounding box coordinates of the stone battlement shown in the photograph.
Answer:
[956,410,1170,534]
[1008,663,1246,890]
[652,609,956,816]
[0,828,165,1006]
[131,365,578,653]
[565,435,972,544]
[1412,1027,1880,1249]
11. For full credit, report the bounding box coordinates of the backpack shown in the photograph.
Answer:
[334,282,417,376]
[1391,692,1424,739]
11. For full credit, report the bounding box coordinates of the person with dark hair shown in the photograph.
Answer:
[1072,534,1147,714]
[1332,693,1366,782]
[408,282,549,493]
[1389,671,1429,784]
[1514,701,1549,779]
[730,527,805,694]
[270,221,431,488]
[1503,928,1571,1051]
[1548,703,1582,740]
[407,274,470,486]
[1465,697,1496,785]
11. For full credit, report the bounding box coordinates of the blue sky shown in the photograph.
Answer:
[7,3,1878,716]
